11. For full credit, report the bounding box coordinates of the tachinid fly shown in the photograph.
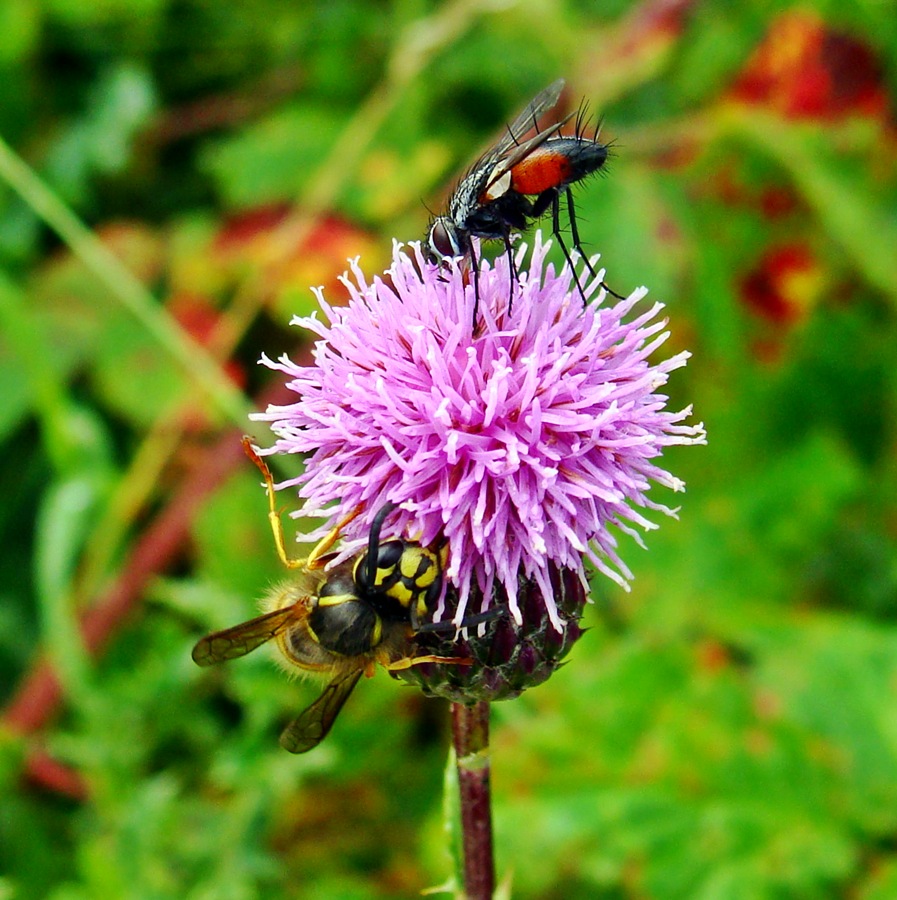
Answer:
[425,78,617,326]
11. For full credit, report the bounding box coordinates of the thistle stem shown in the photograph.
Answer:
[451,700,495,899]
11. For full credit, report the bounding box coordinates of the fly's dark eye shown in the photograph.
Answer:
[428,219,458,261]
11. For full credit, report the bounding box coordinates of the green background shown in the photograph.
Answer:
[2,1,897,897]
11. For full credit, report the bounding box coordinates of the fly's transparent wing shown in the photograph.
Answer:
[488,78,566,161]
[478,80,575,197]
[451,79,570,216]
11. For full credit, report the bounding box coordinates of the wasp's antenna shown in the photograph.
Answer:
[363,502,398,590]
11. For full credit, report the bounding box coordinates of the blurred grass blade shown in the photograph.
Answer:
[0,135,251,428]
[34,476,101,704]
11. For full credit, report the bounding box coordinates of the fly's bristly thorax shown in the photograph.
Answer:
[393,563,587,703]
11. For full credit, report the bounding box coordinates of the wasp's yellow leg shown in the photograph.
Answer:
[242,436,307,569]
[386,654,473,672]
[242,436,365,571]
[306,506,365,569]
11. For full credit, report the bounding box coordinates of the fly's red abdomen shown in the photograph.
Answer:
[510,148,572,194]
[510,138,607,195]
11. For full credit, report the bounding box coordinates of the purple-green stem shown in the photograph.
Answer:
[451,700,494,899]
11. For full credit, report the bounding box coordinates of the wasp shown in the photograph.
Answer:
[425,78,619,326]
[192,438,465,753]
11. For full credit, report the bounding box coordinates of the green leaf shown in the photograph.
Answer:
[0,0,39,65]
[201,104,344,207]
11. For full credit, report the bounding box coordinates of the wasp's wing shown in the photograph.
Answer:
[279,668,364,754]
[191,605,299,666]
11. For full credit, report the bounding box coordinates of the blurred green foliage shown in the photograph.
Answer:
[2,0,897,897]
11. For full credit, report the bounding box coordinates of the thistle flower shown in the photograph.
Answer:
[253,234,704,697]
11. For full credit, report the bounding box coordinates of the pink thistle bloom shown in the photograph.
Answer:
[253,234,705,631]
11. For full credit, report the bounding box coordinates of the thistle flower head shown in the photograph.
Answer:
[254,234,705,650]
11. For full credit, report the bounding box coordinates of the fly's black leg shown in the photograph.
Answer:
[502,229,518,317]
[566,190,596,280]
[551,191,588,304]
[561,190,626,303]
[468,238,481,329]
